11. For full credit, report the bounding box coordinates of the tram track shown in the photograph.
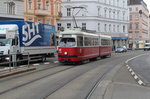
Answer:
[0,64,75,95]
[0,51,146,99]
[85,63,115,99]
[44,51,146,99]
[42,59,119,99]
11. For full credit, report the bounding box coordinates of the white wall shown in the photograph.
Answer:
[58,0,129,36]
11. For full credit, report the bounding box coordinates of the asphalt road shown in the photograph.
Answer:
[128,52,150,85]
[0,50,147,99]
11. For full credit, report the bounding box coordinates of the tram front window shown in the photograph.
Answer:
[59,38,76,47]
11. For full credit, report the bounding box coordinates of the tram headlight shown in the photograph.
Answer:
[64,52,68,55]
[5,57,10,61]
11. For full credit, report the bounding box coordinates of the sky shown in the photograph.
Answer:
[144,0,150,10]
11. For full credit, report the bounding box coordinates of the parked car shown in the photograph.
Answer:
[115,47,127,53]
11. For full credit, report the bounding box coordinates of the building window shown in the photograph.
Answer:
[28,0,32,9]
[113,25,115,32]
[123,12,125,20]
[45,0,49,10]
[135,23,139,29]
[117,11,119,19]
[67,8,71,16]
[38,18,42,23]
[113,11,115,19]
[67,23,71,28]
[7,2,15,15]
[129,23,132,29]
[37,0,41,10]
[117,0,119,6]
[28,17,33,22]
[98,23,100,31]
[123,0,125,8]
[117,25,119,32]
[82,23,86,30]
[104,24,107,32]
[109,24,111,32]
[104,9,107,18]
[136,32,139,39]
[98,7,100,16]
[135,15,139,20]
[129,33,132,39]
[130,15,132,20]
[57,23,61,31]
[123,26,125,32]
[109,10,111,18]
[46,19,50,24]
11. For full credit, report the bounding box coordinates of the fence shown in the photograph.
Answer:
[0,52,30,72]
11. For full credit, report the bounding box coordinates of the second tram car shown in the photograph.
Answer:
[58,28,112,63]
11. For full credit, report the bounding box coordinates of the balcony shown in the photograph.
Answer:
[58,12,62,17]
[35,9,49,16]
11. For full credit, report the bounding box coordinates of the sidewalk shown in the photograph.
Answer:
[104,65,150,99]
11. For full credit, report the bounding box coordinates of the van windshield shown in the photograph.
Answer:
[59,38,76,47]
[0,39,11,46]
[145,44,150,47]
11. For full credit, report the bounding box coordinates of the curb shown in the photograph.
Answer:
[0,67,36,79]
[125,64,145,86]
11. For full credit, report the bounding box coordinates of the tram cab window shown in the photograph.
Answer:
[77,36,83,46]
[59,38,76,47]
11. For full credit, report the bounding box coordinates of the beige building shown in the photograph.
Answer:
[128,0,150,48]
[24,0,62,25]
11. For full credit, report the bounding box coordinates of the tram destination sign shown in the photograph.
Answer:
[63,34,72,37]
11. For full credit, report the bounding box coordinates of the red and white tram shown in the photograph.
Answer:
[58,28,112,63]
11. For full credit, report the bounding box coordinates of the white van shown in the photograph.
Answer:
[144,43,150,51]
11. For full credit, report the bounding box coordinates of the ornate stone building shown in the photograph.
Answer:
[0,0,24,20]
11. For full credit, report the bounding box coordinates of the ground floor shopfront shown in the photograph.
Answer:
[112,37,128,50]
[128,40,145,49]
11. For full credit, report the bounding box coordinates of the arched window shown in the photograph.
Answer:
[28,0,32,9]
[7,2,15,15]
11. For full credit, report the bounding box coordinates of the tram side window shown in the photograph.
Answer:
[94,38,99,46]
[77,36,83,46]
[84,37,91,46]
[101,39,111,45]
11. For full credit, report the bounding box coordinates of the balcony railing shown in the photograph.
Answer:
[35,9,49,16]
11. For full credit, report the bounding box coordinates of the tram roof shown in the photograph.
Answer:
[60,28,111,39]
[60,28,98,36]
[99,34,111,39]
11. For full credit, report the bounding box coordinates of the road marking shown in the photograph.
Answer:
[54,61,59,63]
[131,71,135,75]
[134,75,138,79]
[33,64,40,66]
[129,68,132,72]
[125,53,149,86]
[44,62,50,65]
[138,80,144,85]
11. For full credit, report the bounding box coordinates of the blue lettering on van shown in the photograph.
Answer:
[22,22,42,46]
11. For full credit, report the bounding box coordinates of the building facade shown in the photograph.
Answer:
[57,0,129,49]
[0,0,24,20]
[128,0,150,49]
[24,0,62,25]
